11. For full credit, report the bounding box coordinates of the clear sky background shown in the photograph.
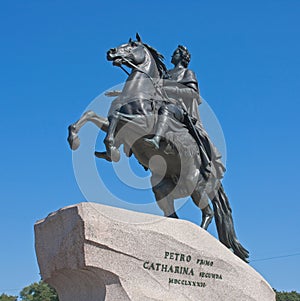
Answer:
[0,0,299,296]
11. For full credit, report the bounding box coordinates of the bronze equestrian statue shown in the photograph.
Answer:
[68,34,249,262]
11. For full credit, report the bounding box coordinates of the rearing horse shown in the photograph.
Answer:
[68,35,249,262]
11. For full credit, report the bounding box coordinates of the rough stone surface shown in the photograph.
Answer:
[35,202,275,301]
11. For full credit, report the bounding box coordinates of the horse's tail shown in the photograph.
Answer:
[211,183,249,262]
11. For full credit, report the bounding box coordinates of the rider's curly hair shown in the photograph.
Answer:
[177,45,191,68]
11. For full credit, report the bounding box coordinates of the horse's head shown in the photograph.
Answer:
[107,34,146,68]
[107,34,167,78]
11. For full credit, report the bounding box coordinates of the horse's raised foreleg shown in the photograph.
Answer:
[68,110,109,150]
[152,176,178,218]
[103,114,121,162]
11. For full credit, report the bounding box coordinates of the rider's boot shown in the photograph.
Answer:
[200,204,214,230]
[144,111,169,149]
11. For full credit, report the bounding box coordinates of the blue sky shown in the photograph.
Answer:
[0,0,299,295]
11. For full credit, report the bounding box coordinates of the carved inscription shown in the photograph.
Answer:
[142,251,223,288]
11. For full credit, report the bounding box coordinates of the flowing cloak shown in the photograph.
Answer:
[164,67,226,179]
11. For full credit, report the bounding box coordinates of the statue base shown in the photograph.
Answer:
[34,202,275,301]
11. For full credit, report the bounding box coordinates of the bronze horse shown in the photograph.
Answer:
[68,35,249,262]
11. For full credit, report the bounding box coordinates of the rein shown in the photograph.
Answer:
[119,65,130,76]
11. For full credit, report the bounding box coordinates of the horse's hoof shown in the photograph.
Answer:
[167,213,179,219]
[68,133,80,150]
[94,151,112,162]
[110,147,120,162]
[200,214,213,230]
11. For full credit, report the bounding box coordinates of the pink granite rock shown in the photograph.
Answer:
[35,202,275,301]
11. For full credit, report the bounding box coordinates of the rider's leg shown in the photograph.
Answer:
[145,106,169,149]
[145,104,184,149]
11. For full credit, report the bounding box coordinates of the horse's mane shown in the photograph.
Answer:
[142,43,168,78]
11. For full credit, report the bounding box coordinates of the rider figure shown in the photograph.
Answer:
[146,45,202,149]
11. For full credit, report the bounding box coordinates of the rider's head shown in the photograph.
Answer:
[176,45,191,68]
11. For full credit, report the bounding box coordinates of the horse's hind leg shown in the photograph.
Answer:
[191,189,214,230]
[68,110,109,150]
[152,177,178,218]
